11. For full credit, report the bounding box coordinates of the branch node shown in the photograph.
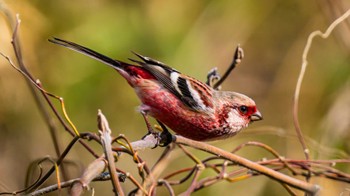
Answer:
[196,163,205,171]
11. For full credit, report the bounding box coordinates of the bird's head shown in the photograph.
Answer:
[219,91,262,129]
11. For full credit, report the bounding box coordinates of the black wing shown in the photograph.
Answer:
[131,52,213,112]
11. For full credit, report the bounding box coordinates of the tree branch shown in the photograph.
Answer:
[174,136,320,195]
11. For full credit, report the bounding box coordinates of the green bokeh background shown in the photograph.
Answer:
[1,0,349,195]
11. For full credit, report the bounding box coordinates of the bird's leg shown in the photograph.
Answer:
[140,111,157,135]
[139,105,164,148]
[156,120,174,147]
[140,111,161,148]
[139,105,173,147]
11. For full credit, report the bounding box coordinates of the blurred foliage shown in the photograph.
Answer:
[0,0,349,195]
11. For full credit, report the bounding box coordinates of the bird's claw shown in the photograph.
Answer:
[156,120,173,147]
[141,120,174,148]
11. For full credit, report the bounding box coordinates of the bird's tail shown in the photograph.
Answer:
[49,37,125,70]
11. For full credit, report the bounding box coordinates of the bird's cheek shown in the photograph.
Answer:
[226,110,247,126]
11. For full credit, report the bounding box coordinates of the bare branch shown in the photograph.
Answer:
[98,110,124,196]
[175,136,320,194]
[213,45,244,89]
[293,8,350,163]
[0,11,99,158]
[70,157,106,196]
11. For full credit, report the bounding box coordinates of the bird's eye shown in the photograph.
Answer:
[238,105,248,114]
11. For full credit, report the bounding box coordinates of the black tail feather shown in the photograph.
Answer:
[48,37,124,69]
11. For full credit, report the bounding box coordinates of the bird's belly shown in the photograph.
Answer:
[135,85,232,141]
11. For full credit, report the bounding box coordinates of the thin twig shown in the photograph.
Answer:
[293,8,350,183]
[2,11,69,181]
[163,167,196,183]
[293,8,350,161]
[177,144,202,164]
[26,135,81,192]
[114,134,151,181]
[136,144,175,195]
[30,178,78,196]
[0,12,99,158]
[180,164,204,196]
[231,141,298,175]
[158,180,175,196]
[31,171,127,196]
[0,51,99,158]
[213,45,244,89]
[125,174,149,195]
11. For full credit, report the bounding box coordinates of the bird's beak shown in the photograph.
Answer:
[250,110,263,121]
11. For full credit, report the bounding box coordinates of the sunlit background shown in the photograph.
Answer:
[1,0,349,195]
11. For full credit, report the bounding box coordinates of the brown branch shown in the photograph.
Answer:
[31,178,78,196]
[293,8,350,183]
[231,141,298,175]
[25,135,81,193]
[175,136,320,195]
[136,144,175,195]
[98,110,124,196]
[213,45,244,89]
[293,8,350,162]
[163,167,196,184]
[180,164,205,195]
[158,180,175,196]
[32,166,126,196]
[0,9,69,181]
[113,134,152,181]
[70,157,107,196]
[128,134,160,151]
[177,144,202,164]
[0,11,99,159]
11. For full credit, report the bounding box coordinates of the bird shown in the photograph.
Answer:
[49,37,262,142]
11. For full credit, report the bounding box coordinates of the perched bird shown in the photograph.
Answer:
[49,38,262,141]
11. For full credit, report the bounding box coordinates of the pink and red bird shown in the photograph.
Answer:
[49,38,262,141]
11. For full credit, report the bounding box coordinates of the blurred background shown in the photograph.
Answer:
[0,0,349,195]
